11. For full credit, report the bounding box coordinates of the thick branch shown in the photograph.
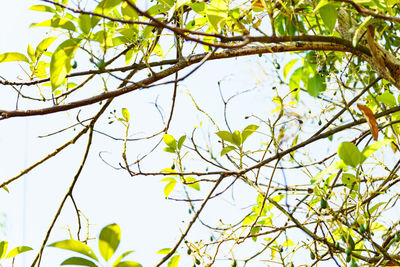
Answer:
[0,35,370,86]
[0,42,367,119]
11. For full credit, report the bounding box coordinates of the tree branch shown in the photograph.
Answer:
[0,41,368,119]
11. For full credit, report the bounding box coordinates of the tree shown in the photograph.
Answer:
[1,0,400,266]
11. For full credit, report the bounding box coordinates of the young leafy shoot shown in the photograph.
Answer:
[217,124,259,156]
[121,108,130,123]
[0,241,32,263]
[49,224,142,266]
[163,134,177,153]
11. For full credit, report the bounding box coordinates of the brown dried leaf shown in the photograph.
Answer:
[357,103,378,140]
[251,0,264,9]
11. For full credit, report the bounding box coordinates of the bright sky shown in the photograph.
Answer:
[0,1,357,267]
[0,1,286,267]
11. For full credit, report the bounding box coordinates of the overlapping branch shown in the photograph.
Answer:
[0,39,370,119]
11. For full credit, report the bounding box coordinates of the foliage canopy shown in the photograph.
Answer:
[2,0,400,266]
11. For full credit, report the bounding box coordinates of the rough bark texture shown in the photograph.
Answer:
[336,8,400,89]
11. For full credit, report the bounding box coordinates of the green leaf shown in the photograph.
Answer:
[0,52,29,63]
[2,186,9,193]
[282,239,295,247]
[341,232,355,250]
[314,0,333,12]
[216,131,233,143]
[243,214,257,226]
[163,147,176,153]
[125,49,135,65]
[94,0,123,14]
[250,226,261,241]
[229,8,240,19]
[341,173,359,191]
[147,5,170,16]
[337,142,362,168]
[121,2,138,20]
[242,125,259,142]
[78,14,92,34]
[289,67,303,100]
[157,248,172,254]
[161,179,176,198]
[29,5,57,13]
[0,241,8,259]
[5,246,33,259]
[259,217,272,226]
[96,59,105,70]
[50,38,82,90]
[153,43,163,57]
[185,177,200,191]
[323,174,335,193]
[361,139,392,162]
[99,224,121,261]
[114,261,142,267]
[377,90,397,106]
[311,160,346,184]
[306,73,326,97]
[27,44,36,61]
[31,18,76,31]
[61,257,98,266]
[368,202,384,215]
[319,4,338,32]
[207,14,224,31]
[371,0,385,9]
[67,82,77,88]
[122,108,130,122]
[256,193,269,211]
[168,255,180,267]
[112,38,127,47]
[220,145,236,156]
[186,17,208,31]
[36,37,57,56]
[232,130,242,146]
[48,240,98,261]
[272,194,285,203]
[206,0,228,31]
[290,134,299,158]
[371,222,386,231]
[177,135,186,150]
[112,251,134,267]
[91,15,102,28]
[119,27,138,42]
[283,59,298,80]
[163,134,177,149]
[189,2,205,14]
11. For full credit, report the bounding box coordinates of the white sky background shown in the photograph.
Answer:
[0,2,279,266]
[0,1,360,267]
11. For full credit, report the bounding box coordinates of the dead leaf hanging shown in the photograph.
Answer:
[357,103,378,141]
